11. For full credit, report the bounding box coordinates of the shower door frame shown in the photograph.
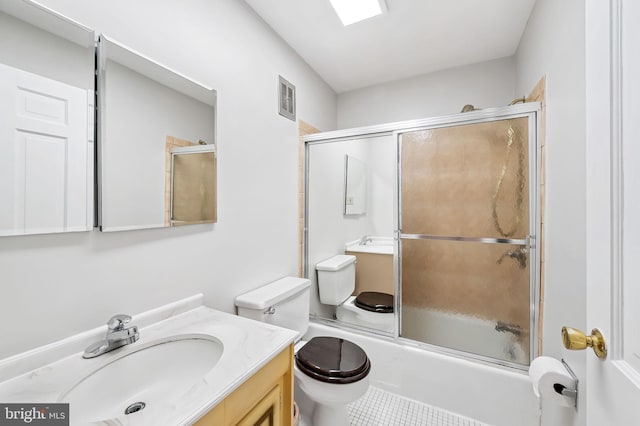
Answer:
[394,103,541,370]
[303,102,541,370]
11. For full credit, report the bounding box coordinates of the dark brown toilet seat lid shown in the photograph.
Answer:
[295,336,370,384]
[355,291,394,313]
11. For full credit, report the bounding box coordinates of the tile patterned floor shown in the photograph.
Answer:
[347,386,491,426]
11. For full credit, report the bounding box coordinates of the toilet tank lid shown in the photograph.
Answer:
[235,277,310,310]
[315,255,356,271]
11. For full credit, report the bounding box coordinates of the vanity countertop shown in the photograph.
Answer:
[0,302,297,425]
[345,236,394,255]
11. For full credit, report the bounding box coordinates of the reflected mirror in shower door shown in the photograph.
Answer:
[344,155,367,215]
[397,116,538,366]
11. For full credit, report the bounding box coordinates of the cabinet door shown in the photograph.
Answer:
[235,384,282,426]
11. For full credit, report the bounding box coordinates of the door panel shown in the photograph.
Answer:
[397,112,538,367]
[401,118,530,239]
[0,62,88,235]
[235,384,281,426]
[401,238,531,364]
[585,0,640,424]
[20,132,67,232]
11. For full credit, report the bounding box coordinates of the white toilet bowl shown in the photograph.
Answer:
[336,295,395,332]
[294,337,370,426]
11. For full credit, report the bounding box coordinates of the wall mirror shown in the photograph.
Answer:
[344,155,367,215]
[97,35,217,232]
[306,135,395,334]
[0,0,95,236]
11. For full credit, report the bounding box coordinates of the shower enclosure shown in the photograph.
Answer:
[304,103,540,369]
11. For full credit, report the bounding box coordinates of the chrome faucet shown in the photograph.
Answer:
[83,314,140,359]
[359,235,373,246]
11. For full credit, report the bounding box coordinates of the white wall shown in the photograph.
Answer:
[366,137,395,236]
[515,0,586,425]
[337,57,517,129]
[0,0,337,359]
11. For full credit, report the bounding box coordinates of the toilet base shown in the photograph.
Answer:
[312,403,349,426]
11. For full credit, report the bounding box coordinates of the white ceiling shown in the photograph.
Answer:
[245,0,537,93]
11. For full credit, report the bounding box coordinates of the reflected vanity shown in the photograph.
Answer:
[97,35,217,232]
[0,1,95,236]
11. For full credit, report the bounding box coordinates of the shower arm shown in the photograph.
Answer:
[459,96,527,113]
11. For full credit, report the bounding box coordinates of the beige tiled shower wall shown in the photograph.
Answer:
[298,121,321,277]
[346,252,395,296]
[401,117,531,330]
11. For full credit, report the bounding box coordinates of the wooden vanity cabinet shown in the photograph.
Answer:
[195,344,294,426]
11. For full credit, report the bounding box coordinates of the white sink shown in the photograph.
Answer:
[60,336,223,423]
[345,236,394,254]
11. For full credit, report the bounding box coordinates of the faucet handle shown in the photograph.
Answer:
[107,314,132,331]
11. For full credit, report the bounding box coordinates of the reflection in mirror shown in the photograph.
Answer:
[97,36,217,232]
[0,1,95,236]
[344,155,367,215]
[307,135,395,334]
[170,145,217,226]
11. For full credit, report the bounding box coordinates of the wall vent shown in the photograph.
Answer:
[278,75,296,121]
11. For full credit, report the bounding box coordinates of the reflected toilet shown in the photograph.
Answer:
[316,255,394,332]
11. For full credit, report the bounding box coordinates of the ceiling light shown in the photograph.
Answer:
[328,0,386,26]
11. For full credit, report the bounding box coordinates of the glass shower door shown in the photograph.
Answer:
[397,115,537,366]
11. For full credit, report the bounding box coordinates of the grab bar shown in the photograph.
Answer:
[400,233,529,246]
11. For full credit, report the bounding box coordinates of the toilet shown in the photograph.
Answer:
[235,277,370,426]
[316,255,395,332]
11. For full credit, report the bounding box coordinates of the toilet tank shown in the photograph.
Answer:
[235,277,310,339]
[316,255,356,305]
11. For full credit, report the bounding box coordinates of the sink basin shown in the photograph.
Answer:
[60,336,223,422]
[345,236,394,254]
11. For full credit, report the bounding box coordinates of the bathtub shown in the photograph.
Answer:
[401,306,529,365]
[304,321,540,426]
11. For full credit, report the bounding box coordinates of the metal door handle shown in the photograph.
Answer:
[561,326,607,359]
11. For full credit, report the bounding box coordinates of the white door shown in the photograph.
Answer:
[585,0,640,424]
[0,63,89,235]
